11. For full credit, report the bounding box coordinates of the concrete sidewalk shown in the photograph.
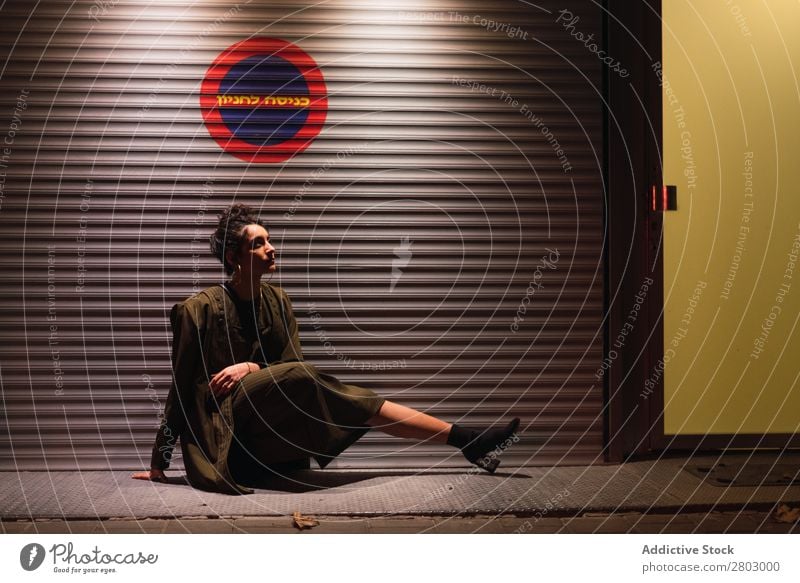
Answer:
[2,452,798,533]
[2,510,797,534]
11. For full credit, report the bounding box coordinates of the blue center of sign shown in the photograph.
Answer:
[219,55,310,147]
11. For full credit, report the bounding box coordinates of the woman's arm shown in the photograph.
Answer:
[208,361,260,397]
[148,302,202,471]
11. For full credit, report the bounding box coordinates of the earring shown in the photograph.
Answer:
[231,263,242,285]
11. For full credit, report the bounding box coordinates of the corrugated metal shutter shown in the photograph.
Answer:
[0,0,604,470]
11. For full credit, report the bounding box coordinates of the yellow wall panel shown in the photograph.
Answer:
[663,0,800,434]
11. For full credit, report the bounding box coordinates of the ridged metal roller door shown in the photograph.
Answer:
[0,0,605,470]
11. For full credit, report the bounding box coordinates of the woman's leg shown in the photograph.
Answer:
[366,399,520,474]
[365,400,452,443]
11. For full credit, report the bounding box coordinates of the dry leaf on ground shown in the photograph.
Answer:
[773,504,800,524]
[292,511,320,530]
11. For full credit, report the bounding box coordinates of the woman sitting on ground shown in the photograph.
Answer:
[132,204,519,494]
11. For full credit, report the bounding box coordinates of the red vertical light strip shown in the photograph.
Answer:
[662,185,668,211]
[651,185,657,210]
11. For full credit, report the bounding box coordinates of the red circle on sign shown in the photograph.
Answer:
[200,38,327,163]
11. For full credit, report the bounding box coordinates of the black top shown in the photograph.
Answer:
[222,282,263,341]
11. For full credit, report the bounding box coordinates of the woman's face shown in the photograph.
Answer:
[228,224,276,277]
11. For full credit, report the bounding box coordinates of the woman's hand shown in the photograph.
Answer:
[131,468,167,483]
[209,362,259,397]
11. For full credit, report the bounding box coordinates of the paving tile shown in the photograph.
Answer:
[548,465,684,511]
[509,517,565,528]
[560,516,633,534]
[756,521,798,533]
[235,515,372,534]
[688,512,767,533]
[558,511,698,534]
[61,520,103,534]
[650,520,699,534]
[301,517,370,534]
[231,517,296,534]
[503,516,566,533]
[430,516,509,533]
[31,520,74,534]
[691,516,730,533]
[136,519,169,534]
[1,520,33,533]
[183,519,236,534]
[96,520,160,534]
[632,457,800,507]
[630,522,670,534]
[7,519,108,534]
[162,519,234,534]
[514,525,565,533]
[622,513,695,534]
[637,511,698,522]
[715,516,770,534]
[368,517,437,534]
[492,516,559,533]
[594,516,649,533]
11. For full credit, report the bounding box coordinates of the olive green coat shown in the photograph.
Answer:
[149,282,383,495]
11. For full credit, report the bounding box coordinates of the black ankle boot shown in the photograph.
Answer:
[447,418,520,473]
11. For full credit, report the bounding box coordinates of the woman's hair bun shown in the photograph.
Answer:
[208,204,268,275]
